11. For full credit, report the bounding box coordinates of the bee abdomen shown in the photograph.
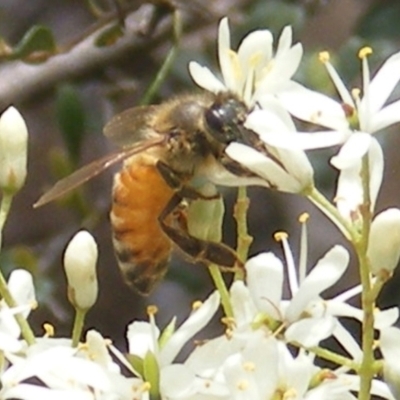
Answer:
[110,158,174,295]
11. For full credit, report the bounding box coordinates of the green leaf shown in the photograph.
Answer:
[158,317,176,350]
[356,2,400,40]
[95,24,124,47]
[125,353,145,377]
[56,84,86,165]
[143,351,160,399]
[12,25,56,62]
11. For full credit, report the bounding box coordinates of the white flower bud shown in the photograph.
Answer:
[0,107,28,193]
[64,230,98,310]
[8,269,36,309]
[368,208,400,275]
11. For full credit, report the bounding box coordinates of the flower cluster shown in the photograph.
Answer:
[1,15,400,400]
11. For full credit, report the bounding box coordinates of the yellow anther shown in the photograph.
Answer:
[31,300,38,310]
[243,361,256,372]
[351,88,361,101]
[147,305,158,316]
[237,380,249,390]
[298,213,309,223]
[320,369,337,380]
[221,316,236,326]
[141,382,151,392]
[192,300,203,310]
[43,323,55,337]
[318,51,330,63]
[78,342,88,351]
[274,231,289,242]
[283,388,297,399]
[358,46,373,59]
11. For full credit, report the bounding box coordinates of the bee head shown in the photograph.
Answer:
[205,95,250,145]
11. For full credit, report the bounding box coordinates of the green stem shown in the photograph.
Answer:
[139,9,182,106]
[358,155,374,400]
[71,308,87,347]
[309,345,358,371]
[233,187,253,280]
[357,248,374,400]
[307,187,357,242]
[208,264,233,318]
[0,192,35,345]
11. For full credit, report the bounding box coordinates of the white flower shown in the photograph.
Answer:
[226,99,314,194]
[188,18,312,194]
[334,136,383,222]
[83,330,120,373]
[0,339,149,400]
[63,230,98,310]
[275,48,400,168]
[179,331,360,400]
[0,106,28,193]
[189,17,302,105]
[0,269,36,353]
[242,243,350,347]
[127,292,220,367]
[126,292,220,398]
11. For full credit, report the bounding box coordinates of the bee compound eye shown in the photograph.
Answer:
[205,105,225,135]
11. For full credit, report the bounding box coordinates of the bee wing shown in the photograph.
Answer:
[103,105,159,147]
[34,136,166,208]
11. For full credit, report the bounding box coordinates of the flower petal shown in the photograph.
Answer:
[188,61,226,93]
[237,30,273,71]
[127,321,159,358]
[259,130,348,150]
[285,317,335,347]
[371,99,400,133]
[1,384,93,400]
[230,280,257,327]
[218,17,236,92]
[225,142,311,193]
[380,326,400,399]
[245,253,284,319]
[369,138,384,213]
[159,291,220,366]
[285,245,349,322]
[375,307,399,330]
[160,364,196,398]
[334,321,363,361]
[367,51,400,115]
[330,132,371,170]
[276,81,349,130]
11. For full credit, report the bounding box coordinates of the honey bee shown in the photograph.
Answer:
[35,91,266,295]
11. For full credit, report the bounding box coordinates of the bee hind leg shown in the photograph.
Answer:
[158,193,244,273]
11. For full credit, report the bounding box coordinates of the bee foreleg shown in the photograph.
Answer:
[158,194,244,273]
[220,153,260,178]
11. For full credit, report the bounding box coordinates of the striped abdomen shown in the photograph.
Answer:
[110,157,174,295]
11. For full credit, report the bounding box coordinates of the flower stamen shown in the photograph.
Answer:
[358,46,373,59]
